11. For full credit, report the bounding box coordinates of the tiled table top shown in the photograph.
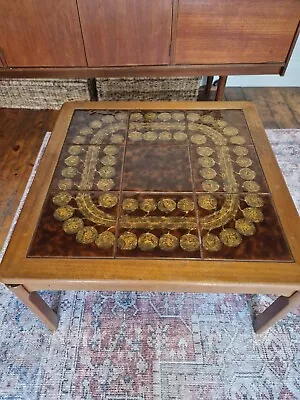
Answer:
[27,108,292,262]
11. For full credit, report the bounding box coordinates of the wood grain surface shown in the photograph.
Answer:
[77,0,173,66]
[175,0,300,65]
[0,0,86,67]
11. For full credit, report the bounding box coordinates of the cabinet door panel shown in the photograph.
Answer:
[0,0,86,67]
[77,0,173,66]
[175,0,300,64]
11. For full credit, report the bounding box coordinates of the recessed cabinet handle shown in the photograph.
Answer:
[0,48,8,67]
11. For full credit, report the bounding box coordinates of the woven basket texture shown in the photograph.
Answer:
[0,79,90,110]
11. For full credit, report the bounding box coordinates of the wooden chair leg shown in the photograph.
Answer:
[7,284,59,331]
[253,291,300,334]
[215,76,228,101]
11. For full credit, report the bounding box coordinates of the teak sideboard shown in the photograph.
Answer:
[0,0,299,99]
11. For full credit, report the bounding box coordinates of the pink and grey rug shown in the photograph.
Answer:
[0,129,299,400]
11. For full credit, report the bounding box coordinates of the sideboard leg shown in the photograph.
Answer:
[253,291,300,334]
[215,76,228,101]
[205,76,214,97]
[7,284,59,331]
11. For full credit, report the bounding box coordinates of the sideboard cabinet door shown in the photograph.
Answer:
[0,0,86,67]
[175,0,300,64]
[77,0,173,66]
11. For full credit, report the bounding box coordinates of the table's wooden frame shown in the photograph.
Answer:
[1,101,300,333]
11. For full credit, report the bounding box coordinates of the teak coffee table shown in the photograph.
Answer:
[1,101,300,333]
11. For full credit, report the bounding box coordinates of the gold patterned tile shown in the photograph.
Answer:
[28,191,119,258]
[190,145,269,193]
[116,193,201,259]
[65,110,129,145]
[50,145,124,192]
[197,193,293,261]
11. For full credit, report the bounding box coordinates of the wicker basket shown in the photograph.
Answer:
[96,77,201,101]
[0,79,90,110]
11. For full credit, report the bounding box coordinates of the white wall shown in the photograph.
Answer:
[227,37,300,87]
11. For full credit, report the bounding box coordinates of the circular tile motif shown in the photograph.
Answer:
[130,112,143,121]
[95,231,115,249]
[213,119,228,129]
[58,179,73,190]
[198,194,218,210]
[68,145,83,155]
[97,179,115,191]
[190,134,207,145]
[179,233,200,252]
[110,134,124,144]
[128,131,143,141]
[223,126,239,136]
[144,132,158,142]
[61,167,77,178]
[198,156,215,168]
[122,198,139,213]
[177,198,194,212]
[196,146,214,157]
[244,194,264,208]
[230,136,246,145]
[144,112,157,122]
[115,112,128,121]
[239,168,256,181]
[157,198,177,213]
[158,131,172,141]
[172,112,185,121]
[138,233,159,251]
[54,205,75,221]
[232,146,249,156]
[140,198,157,213]
[79,127,93,136]
[202,180,220,192]
[118,231,138,250]
[220,228,242,247]
[101,155,117,166]
[76,226,98,244]
[235,218,256,236]
[202,233,222,252]
[243,207,264,223]
[158,112,171,121]
[98,166,116,179]
[52,192,72,206]
[200,115,215,124]
[62,217,84,234]
[173,132,188,141]
[242,181,261,192]
[89,120,102,129]
[102,115,115,124]
[236,156,252,168]
[187,113,200,122]
[98,193,118,208]
[103,145,119,155]
[64,155,80,167]
[200,167,217,180]
[159,233,179,251]
[72,136,86,145]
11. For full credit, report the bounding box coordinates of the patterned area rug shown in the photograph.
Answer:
[0,129,299,400]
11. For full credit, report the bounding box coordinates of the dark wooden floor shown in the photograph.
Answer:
[0,87,300,249]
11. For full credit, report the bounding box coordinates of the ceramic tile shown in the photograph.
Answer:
[50,144,124,192]
[197,193,293,261]
[190,145,269,193]
[122,145,193,192]
[28,191,119,258]
[64,110,129,145]
[116,192,201,259]
[128,110,188,144]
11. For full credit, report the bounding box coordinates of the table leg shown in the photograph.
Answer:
[215,76,228,101]
[7,284,59,331]
[253,291,300,334]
